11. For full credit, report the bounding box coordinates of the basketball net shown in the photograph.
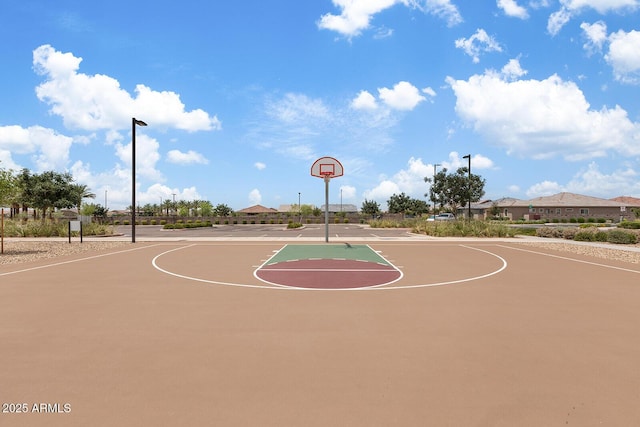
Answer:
[321,172,332,183]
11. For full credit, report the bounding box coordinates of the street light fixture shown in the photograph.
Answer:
[131,117,147,243]
[462,154,471,220]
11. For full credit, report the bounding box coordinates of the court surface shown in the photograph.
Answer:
[1,239,640,426]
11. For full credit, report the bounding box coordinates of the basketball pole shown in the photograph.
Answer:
[324,175,330,243]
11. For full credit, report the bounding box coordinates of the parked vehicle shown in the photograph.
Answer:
[427,213,456,221]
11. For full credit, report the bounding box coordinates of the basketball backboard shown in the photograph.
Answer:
[311,157,343,179]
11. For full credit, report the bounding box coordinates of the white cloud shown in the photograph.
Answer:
[67,161,203,210]
[269,93,330,123]
[605,29,640,84]
[497,0,529,19]
[363,157,431,204]
[440,152,494,171]
[254,162,266,170]
[548,1,639,36]
[317,0,462,38]
[115,133,163,181]
[251,90,398,159]
[526,180,563,197]
[339,185,357,199]
[33,44,221,132]
[446,59,640,161]
[527,162,640,198]
[581,21,608,54]
[501,58,527,79]
[378,81,426,110]
[561,0,639,14]
[166,149,209,165]
[455,29,503,63]
[351,90,378,110]
[248,189,262,205]
[547,8,572,36]
[0,125,74,171]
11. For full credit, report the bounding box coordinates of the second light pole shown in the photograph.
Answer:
[132,117,147,243]
[463,154,471,220]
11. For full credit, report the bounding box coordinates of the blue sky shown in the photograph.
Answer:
[1,0,639,211]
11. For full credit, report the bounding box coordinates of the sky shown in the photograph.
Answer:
[1,0,639,211]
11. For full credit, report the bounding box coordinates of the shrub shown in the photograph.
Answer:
[574,230,595,241]
[619,221,640,229]
[287,222,303,229]
[594,231,608,242]
[561,227,578,240]
[607,229,637,244]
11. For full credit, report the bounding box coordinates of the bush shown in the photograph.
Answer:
[287,222,303,229]
[574,230,595,241]
[619,221,640,229]
[607,229,637,244]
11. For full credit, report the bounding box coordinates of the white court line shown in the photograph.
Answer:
[0,244,164,277]
[152,244,508,291]
[498,244,640,274]
[259,268,398,272]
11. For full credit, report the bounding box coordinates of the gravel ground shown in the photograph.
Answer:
[0,240,131,265]
[1,239,639,266]
[515,241,640,264]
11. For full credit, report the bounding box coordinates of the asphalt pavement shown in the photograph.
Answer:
[116,223,428,241]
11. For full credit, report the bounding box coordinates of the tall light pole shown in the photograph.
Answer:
[432,163,440,214]
[131,118,147,243]
[463,154,471,220]
[298,192,301,223]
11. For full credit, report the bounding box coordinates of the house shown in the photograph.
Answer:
[236,205,278,215]
[610,196,640,207]
[477,192,634,222]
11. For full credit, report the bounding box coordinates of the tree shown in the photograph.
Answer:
[361,199,381,217]
[425,167,485,216]
[70,183,96,210]
[213,203,233,216]
[386,193,429,216]
[387,193,412,214]
[19,169,77,219]
[0,167,17,208]
[199,201,214,217]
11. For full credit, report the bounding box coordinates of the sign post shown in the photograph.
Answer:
[69,220,82,244]
[311,157,344,243]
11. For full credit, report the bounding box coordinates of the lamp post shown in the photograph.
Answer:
[298,192,301,223]
[432,163,440,214]
[131,117,147,243]
[462,154,471,220]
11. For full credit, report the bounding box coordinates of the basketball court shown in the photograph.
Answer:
[2,239,640,426]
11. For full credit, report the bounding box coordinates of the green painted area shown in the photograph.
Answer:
[267,244,389,265]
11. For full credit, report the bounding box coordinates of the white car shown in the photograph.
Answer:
[432,213,455,221]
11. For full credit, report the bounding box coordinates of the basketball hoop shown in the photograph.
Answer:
[310,156,344,243]
[311,157,343,179]
[320,171,333,183]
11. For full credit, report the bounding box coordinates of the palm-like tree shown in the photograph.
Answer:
[71,184,96,210]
